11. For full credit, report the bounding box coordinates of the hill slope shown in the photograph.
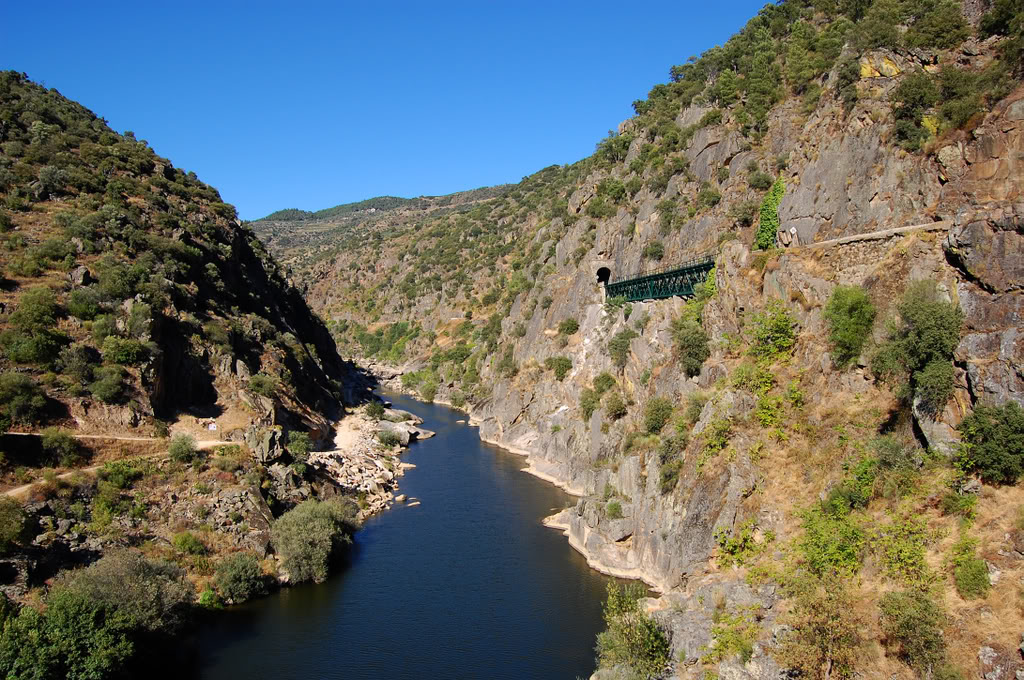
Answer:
[259,2,1024,678]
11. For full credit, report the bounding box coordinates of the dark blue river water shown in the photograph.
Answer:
[195,393,614,679]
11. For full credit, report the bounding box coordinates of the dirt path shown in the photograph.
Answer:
[329,413,367,452]
[2,435,231,499]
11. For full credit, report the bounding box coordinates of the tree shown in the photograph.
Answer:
[215,552,267,604]
[271,498,360,584]
[53,549,193,634]
[872,280,962,415]
[672,319,710,377]
[958,402,1024,484]
[824,286,876,368]
[0,372,46,428]
[0,498,26,555]
[168,434,197,464]
[0,589,134,679]
[754,177,785,249]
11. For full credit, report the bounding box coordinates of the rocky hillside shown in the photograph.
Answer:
[0,71,375,456]
[260,1,1024,678]
[250,185,510,286]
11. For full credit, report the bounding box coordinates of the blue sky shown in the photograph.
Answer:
[4,1,767,220]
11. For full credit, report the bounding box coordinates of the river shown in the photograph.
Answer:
[194,392,617,679]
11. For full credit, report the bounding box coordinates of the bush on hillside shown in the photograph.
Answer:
[271,498,360,584]
[605,391,627,420]
[0,372,46,428]
[824,285,876,368]
[671,318,710,377]
[544,356,573,381]
[749,299,797,358]
[0,498,26,555]
[41,427,84,466]
[52,549,193,634]
[596,582,670,680]
[557,318,579,335]
[957,401,1024,484]
[215,552,267,604]
[872,280,962,415]
[644,398,673,434]
[608,329,638,369]
[878,590,947,675]
[168,434,198,464]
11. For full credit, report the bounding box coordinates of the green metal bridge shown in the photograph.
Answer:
[602,253,716,302]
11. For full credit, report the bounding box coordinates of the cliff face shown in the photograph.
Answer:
[261,3,1024,677]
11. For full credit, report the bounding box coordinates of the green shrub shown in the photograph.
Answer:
[642,241,665,260]
[957,401,1024,485]
[365,401,386,420]
[215,552,267,604]
[749,170,774,190]
[271,498,359,584]
[749,299,797,358]
[776,574,861,680]
[52,549,192,634]
[593,372,617,395]
[643,397,673,434]
[660,459,683,494]
[671,318,709,377]
[939,492,976,521]
[872,515,932,586]
[544,356,573,381]
[557,318,579,335]
[702,608,759,664]
[0,372,47,427]
[596,582,670,680]
[248,373,278,397]
[714,520,761,568]
[696,184,721,210]
[98,460,144,489]
[0,498,26,554]
[287,431,312,460]
[754,177,784,250]
[606,500,623,519]
[67,287,102,320]
[172,531,206,555]
[872,280,962,415]
[101,336,148,365]
[950,536,990,599]
[798,506,865,576]
[168,434,197,464]
[604,391,627,420]
[41,427,84,466]
[89,365,126,403]
[608,328,638,369]
[580,388,600,421]
[824,286,876,368]
[377,431,402,447]
[0,588,134,678]
[685,392,708,425]
[878,590,947,674]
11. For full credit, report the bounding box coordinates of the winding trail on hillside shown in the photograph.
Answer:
[2,434,230,499]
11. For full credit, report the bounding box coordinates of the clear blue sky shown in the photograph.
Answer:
[3,1,767,220]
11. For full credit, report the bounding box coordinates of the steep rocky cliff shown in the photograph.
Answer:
[259,2,1024,678]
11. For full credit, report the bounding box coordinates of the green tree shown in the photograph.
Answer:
[824,286,876,368]
[671,318,710,377]
[0,372,46,428]
[215,552,267,604]
[872,280,962,415]
[168,434,197,464]
[644,397,673,434]
[754,177,785,249]
[596,582,670,679]
[53,549,193,634]
[0,498,26,555]
[271,498,360,584]
[957,402,1024,484]
[0,589,134,680]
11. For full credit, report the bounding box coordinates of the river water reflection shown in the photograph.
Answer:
[196,392,616,680]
